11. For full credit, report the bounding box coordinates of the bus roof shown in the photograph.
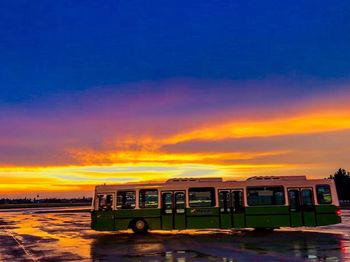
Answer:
[95,176,332,192]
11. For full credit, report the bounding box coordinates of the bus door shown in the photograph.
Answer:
[301,188,316,226]
[288,188,316,226]
[219,190,231,228]
[95,193,115,230]
[231,190,245,228]
[219,189,245,229]
[161,191,186,230]
[288,188,303,227]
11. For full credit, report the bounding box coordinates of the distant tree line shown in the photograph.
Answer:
[329,168,350,201]
[0,197,92,205]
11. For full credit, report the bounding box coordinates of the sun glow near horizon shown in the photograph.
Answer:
[1,81,350,197]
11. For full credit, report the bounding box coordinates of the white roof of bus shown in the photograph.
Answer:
[95,176,334,192]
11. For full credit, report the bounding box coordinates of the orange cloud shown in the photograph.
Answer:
[67,147,287,165]
[1,80,350,196]
[165,108,350,144]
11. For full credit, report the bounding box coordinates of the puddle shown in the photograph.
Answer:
[0,209,349,261]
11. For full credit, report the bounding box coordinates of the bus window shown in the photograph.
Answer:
[162,192,173,214]
[189,188,215,207]
[219,191,230,213]
[288,190,300,211]
[316,185,332,204]
[247,186,285,206]
[232,190,244,213]
[139,189,158,208]
[301,189,314,210]
[97,194,114,211]
[117,191,136,209]
[175,192,185,213]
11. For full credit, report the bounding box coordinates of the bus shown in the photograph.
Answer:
[91,176,341,233]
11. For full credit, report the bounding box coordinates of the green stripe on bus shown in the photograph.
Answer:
[315,205,337,213]
[246,215,290,228]
[186,207,219,216]
[187,216,220,228]
[115,209,161,218]
[245,206,289,215]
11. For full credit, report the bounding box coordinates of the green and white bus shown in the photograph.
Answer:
[91,176,341,233]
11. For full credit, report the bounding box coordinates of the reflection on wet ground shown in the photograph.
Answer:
[0,208,349,261]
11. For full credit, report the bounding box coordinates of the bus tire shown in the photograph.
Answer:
[131,219,148,234]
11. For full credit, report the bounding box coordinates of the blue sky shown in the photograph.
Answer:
[1,1,350,196]
[1,0,350,103]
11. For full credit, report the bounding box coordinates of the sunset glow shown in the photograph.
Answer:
[1,80,350,197]
[1,1,350,198]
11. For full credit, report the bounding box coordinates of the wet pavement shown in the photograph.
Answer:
[0,208,349,261]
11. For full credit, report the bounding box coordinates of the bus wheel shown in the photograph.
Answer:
[132,219,148,234]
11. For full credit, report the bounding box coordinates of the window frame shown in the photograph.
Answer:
[232,190,244,213]
[96,192,115,211]
[175,191,186,214]
[288,189,301,211]
[161,191,173,214]
[219,190,231,213]
[188,187,216,208]
[316,184,332,205]
[139,189,159,209]
[116,190,136,209]
[301,188,315,211]
[246,186,285,206]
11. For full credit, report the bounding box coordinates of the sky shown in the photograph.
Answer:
[1,1,350,198]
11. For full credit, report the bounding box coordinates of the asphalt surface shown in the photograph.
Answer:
[0,207,349,261]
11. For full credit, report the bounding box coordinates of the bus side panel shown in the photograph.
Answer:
[115,209,161,218]
[290,212,303,227]
[161,214,173,230]
[232,213,245,228]
[115,218,161,230]
[144,218,161,229]
[245,206,290,228]
[114,209,162,230]
[92,211,115,231]
[303,211,316,226]
[115,218,130,230]
[174,213,186,229]
[187,217,220,228]
[186,208,220,229]
[315,205,341,226]
[220,213,231,228]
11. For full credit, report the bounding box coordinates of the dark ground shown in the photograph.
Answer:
[0,207,349,261]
